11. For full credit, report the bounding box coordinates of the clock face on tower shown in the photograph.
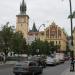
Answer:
[18,17,25,23]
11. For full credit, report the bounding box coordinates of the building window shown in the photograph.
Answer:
[21,24,22,26]
[50,25,57,38]
[58,29,61,38]
[41,33,44,35]
[46,29,49,38]
[56,41,57,44]
[50,41,54,45]
[59,41,61,44]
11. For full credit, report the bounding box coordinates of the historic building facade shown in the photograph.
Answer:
[16,0,67,52]
[27,22,67,51]
[16,0,29,39]
[73,28,75,56]
[43,22,67,51]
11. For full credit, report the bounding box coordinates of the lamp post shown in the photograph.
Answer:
[36,49,39,56]
[38,24,45,32]
[68,0,74,72]
[35,24,45,55]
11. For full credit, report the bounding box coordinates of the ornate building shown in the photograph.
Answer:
[16,0,29,39]
[16,0,67,52]
[27,22,67,51]
[43,22,67,52]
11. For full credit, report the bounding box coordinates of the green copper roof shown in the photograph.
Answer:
[30,22,38,32]
[20,0,27,15]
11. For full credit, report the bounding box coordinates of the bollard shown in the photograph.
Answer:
[70,60,74,72]
[70,51,74,72]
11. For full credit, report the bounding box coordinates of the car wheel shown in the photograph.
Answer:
[32,72,35,75]
[15,74,19,75]
[15,74,22,75]
[44,64,46,68]
[39,69,43,74]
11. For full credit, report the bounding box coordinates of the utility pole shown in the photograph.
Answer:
[69,0,74,72]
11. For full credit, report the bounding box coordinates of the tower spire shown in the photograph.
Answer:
[20,0,27,15]
[32,22,38,32]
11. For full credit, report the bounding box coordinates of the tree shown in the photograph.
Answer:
[0,22,14,62]
[30,40,37,55]
[27,44,32,55]
[0,22,14,58]
[68,11,75,18]
[49,41,59,53]
[11,32,23,54]
[42,41,49,55]
[0,22,30,62]
[30,39,42,55]
[21,38,28,54]
[30,39,50,55]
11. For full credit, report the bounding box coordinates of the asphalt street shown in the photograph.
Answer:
[43,61,70,75]
[0,61,70,75]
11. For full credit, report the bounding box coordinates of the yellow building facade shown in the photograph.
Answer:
[38,22,67,52]
[73,28,75,57]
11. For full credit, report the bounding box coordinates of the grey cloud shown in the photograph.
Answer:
[0,0,75,35]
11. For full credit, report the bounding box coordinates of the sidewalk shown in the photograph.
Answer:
[0,61,17,65]
[61,67,75,75]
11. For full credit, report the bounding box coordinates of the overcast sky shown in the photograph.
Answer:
[0,0,75,35]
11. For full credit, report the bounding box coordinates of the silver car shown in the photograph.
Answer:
[46,56,56,66]
[13,61,43,75]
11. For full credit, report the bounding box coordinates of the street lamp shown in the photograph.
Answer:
[62,0,75,71]
[38,24,45,32]
[36,49,39,56]
[68,0,74,72]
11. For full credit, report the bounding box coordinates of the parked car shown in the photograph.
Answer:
[13,61,43,75]
[46,56,56,66]
[53,56,60,64]
[54,53,65,64]
[36,56,46,68]
[59,53,65,63]
[28,56,46,68]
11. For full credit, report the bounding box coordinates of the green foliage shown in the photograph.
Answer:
[30,39,61,55]
[0,22,14,55]
[30,40,37,55]
[42,41,49,55]
[68,14,73,18]
[0,22,28,57]
[0,22,62,57]
[21,38,28,54]
[68,11,75,18]
[10,32,23,54]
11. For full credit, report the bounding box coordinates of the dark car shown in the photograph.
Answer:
[37,56,46,68]
[13,61,43,75]
[28,56,46,68]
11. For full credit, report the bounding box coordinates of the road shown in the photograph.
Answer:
[0,61,70,75]
[43,61,70,75]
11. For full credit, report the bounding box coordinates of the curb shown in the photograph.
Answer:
[0,61,16,66]
[61,68,75,75]
[61,68,70,75]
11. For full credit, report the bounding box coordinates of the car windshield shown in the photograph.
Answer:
[29,62,36,66]
[15,61,29,67]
